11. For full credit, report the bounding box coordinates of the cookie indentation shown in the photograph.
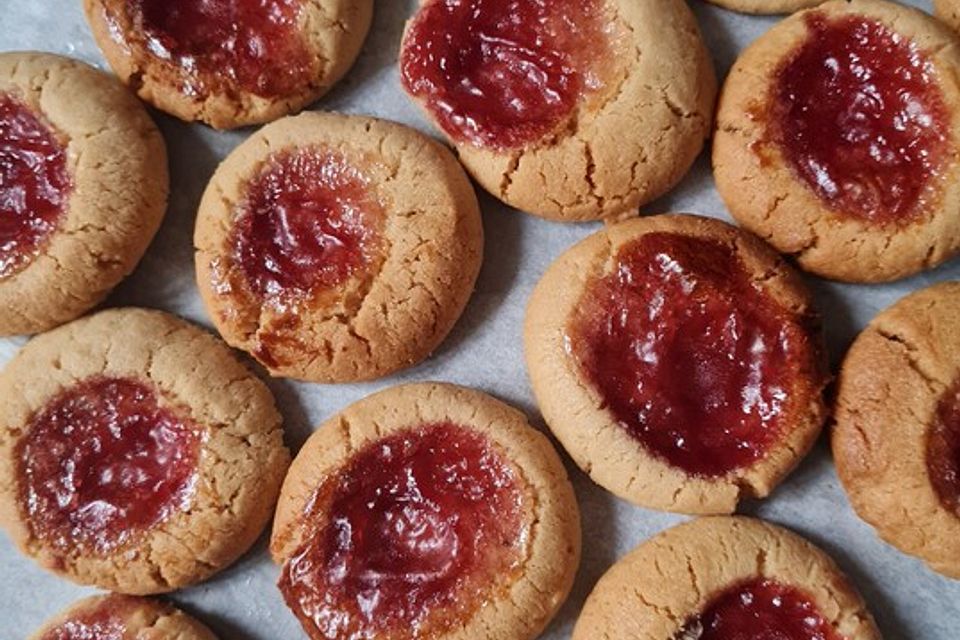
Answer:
[929,380,960,516]
[279,422,528,638]
[0,93,71,280]
[17,376,201,553]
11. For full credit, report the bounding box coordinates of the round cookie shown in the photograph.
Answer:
[0,308,290,594]
[0,52,168,335]
[195,112,483,383]
[270,382,580,640]
[82,0,373,129]
[398,0,716,222]
[714,0,960,283]
[525,214,829,514]
[705,0,823,15]
[833,282,960,579]
[574,516,881,640]
[936,0,960,35]
[30,594,217,640]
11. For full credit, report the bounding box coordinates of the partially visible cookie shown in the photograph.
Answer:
[705,0,823,15]
[834,282,960,579]
[525,214,828,514]
[935,0,960,35]
[574,517,881,639]
[195,112,483,383]
[714,0,960,282]
[399,0,716,221]
[82,0,373,129]
[0,52,168,335]
[270,382,580,640]
[30,594,217,640]
[0,308,290,594]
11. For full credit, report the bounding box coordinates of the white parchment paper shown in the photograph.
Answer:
[1,1,958,638]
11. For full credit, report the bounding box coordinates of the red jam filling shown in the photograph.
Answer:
[120,0,312,98]
[17,376,201,553]
[0,93,71,279]
[929,381,960,515]
[769,14,950,224]
[568,232,817,477]
[279,422,527,639]
[400,0,618,149]
[676,579,845,640]
[38,596,134,640]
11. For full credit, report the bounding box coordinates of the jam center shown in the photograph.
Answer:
[17,376,201,553]
[769,14,950,224]
[122,0,312,97]
[279,422,527,638]
[400,0,618,149]
[38,596,135,640]
[0,92,71,279]
[676,579,845,640]
[568,232,816,477]
[928,380,960,515]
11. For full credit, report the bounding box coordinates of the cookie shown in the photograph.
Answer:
[714,0,960,283]
[82,0,373,129]
[935,0,960,34]
[399,0,716,222]
[574,516,881,639]
[0,308,290,594]
[195,112,483,383]
[0,52,168,336]
[30,594,216,640]
[704,0,823,15]
[525,214,829,514]
[270,382,580,640]
[833,282,960,579]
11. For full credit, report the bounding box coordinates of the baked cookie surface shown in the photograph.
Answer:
[270,382,580,640]
[525,214,828,514]
[574,517,881,640]
[834,282,960,579]
[714,0,960,282]
[0,308,289,594]
[195,112,483,383]
[705,0,824,15]
[0,52,168,336]
[30,593,217,640]
[399,0,716,222]
[82,0,373,129]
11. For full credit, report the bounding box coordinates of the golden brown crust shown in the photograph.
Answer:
[524,214,829,514]
[714,0,960,283]
[833,282,960,579]
[0,52,168,335]
[270,382,581,640]
[194,112,484,383]
[573,517,882,640]
[0,308,290,594]
[704,0,824,15]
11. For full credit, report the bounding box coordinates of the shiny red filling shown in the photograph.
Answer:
[0,93,71,279]
[769,14,950,224]
[122,0,312,97]
[929,381,960,515]
[279,422,527,639]
[400,0,617,149]
[676,579,845,640]
[569,232,817,477]
[17,376,201,553]
[38,596,134,640]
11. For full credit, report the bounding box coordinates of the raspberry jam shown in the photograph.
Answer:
[568,232,818,477]
[279,422,528,638]
[400,0,618,149]
[118,0,312,98]
[17,376,201,553]
[928,381,960,515]
[38,595,135,640]
[768,14,950,224]
[676,579,844,640]
[0,93,71,279]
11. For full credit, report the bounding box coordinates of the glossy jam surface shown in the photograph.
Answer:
[676,579,845,640]
[121,0,312,97]
[17,376,201,553]
[0,93,71,279]
[769,14,950,224]
[279,422,528,638]
[400,0,618,149]
[929,381,960,515]
[569,232,817,477]
[38,596,135,640]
